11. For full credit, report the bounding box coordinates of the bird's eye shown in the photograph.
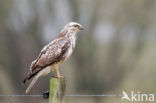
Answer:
[73,25,79,27]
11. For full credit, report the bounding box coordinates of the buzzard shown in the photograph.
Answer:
[23,22,83,93]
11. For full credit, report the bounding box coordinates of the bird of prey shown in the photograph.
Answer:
[23,22,83,94]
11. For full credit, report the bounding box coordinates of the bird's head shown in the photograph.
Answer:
[65,22,83,33]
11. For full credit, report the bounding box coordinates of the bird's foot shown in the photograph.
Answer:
[54,75,64,79]
[57,75,64,79]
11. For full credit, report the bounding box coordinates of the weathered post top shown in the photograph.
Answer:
[49,77,66,103]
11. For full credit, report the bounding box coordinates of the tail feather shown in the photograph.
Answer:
[22,68,42,85]
[22,75,30,85]
[26,74,40,94]
[24,66,51,93]
[22,78,27,85]
[22,73,32,85]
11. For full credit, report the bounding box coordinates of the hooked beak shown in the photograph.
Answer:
[79,26,84,30]
[81,27,84,30]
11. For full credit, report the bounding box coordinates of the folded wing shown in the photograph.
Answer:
[23,37,70,84]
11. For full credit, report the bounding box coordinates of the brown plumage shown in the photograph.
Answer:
[22,22,83,93]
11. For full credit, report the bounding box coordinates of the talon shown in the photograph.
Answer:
[59,76,64,79]
[55,67,64,79]
[54,75,64,79]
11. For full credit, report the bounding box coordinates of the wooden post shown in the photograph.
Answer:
[49,77,66,103]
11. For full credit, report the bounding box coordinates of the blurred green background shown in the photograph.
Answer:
[0,0,156,103]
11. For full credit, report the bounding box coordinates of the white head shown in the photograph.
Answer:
[64,22,83,33]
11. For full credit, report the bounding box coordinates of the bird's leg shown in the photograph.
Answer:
[55,68,64,79]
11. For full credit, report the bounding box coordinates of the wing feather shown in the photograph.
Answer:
[23,37,70,84]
